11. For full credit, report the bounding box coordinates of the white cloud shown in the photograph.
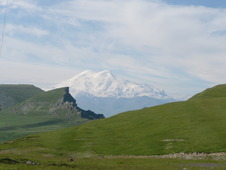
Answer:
[0,60,79,90]
[48,0,226,81]
[8,0,40,11]
[6,24,48,37]
[1,0,226,98]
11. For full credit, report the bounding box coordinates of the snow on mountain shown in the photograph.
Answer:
[55,70,169,99]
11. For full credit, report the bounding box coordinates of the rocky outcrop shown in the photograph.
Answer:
[9,87,104,120]
[63,87,77,108]
[62,87,104,120]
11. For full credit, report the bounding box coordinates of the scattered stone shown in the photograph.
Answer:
[68,157,74,162]
[26,161,32,165]
[162,139,185,142]
[103,152,226,160]
[25,160,39,165]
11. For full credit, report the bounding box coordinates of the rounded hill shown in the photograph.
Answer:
[189,84,226,100]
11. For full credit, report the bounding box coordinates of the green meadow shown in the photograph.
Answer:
[0,87,89,143]
[1,84,226,169]
[0,85,43,110]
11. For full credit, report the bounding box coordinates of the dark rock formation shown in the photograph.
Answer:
[63,87,77,108]
[63,87,104,120]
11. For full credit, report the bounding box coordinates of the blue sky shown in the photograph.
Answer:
[0,0,226,99]
[164,0,226,8]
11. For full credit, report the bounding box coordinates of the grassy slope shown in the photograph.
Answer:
[1,84,226,157]
[189,84,226,100]
[20,98,226,156]
[0,84,44,110]
[1,85,226,169]
[0,87,88,143]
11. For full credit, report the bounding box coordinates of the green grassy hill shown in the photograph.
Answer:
[2,84,226,169]
[189,84,226,100]
[0,84,44,110]
[0,87,104,143]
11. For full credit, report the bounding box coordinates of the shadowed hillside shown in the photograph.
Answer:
[0,87,104,143]
[0,84,44,110]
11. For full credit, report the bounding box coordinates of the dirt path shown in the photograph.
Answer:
[103,152,226,160]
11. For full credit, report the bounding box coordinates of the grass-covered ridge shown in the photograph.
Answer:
[0,87,103,144]
[0,84,44,110]
[189,84,226,100]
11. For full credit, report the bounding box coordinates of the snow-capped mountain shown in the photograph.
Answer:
[55,70,175,117]
[56,70,168,99]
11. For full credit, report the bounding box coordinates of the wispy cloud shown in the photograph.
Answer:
[0,60,78,89]
[8,0,40,11]
[1,0,226,98]
[6,24,48,37]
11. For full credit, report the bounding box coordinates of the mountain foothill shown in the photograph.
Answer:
[0,84,104,143]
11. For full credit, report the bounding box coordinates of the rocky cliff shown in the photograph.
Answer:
[10,87,104,120]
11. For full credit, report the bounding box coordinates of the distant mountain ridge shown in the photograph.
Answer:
[76,95,174,116]
[56,70,168,99]
[56,70,174,117]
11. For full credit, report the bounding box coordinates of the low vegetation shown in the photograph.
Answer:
[1,155,226,169]
[0,87,102,143]
[0,84,43,110]
[1,84,226,169]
